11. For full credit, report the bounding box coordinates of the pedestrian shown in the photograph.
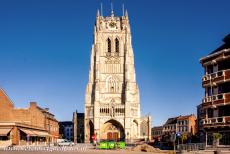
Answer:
[92,134,97,148]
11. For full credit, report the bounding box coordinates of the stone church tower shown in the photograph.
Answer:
[84,9,150,143]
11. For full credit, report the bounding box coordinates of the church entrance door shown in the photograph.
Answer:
[101,119,125,141]
[107,132,112,140]
[107,132,119,141]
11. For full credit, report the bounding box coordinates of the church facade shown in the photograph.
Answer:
[84,9,151,143]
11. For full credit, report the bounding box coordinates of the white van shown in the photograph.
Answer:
[57,139,74,146]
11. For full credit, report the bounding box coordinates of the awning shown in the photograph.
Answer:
[19,128,49,137]
[32,130,49,137]
[0,128,12,136]
[19,128,37,136]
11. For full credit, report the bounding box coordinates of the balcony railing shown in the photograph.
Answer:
[202,96,212,103]
[202,69,230,85]
[202,92,230,107]
[202,116,230,126]
[202,93,226,103]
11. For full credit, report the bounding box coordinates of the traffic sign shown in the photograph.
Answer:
[176,132,181,137]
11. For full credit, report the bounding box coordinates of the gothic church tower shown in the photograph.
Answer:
[84,9,142,142]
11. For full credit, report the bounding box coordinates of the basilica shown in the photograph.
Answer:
[84,8,151,143]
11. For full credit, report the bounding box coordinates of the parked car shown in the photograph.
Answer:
[57,139,74,146]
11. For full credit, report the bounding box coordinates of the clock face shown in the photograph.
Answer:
[109,22,116,28]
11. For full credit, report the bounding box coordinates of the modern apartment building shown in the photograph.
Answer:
[198,34,230,146]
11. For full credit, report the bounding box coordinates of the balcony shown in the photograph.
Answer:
[202,69,230,87]
[202,92,230,107]
[202,116,230,127]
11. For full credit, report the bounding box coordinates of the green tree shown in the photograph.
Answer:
[213,133,222,147]
[181,133,187,144]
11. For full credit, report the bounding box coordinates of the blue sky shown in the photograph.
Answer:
[0,0,230,126]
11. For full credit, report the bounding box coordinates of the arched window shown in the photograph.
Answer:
[107,38,111,53]
[110,86,114,92]
[115,38,119,53]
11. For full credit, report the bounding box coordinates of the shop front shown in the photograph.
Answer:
[19,128,49,145]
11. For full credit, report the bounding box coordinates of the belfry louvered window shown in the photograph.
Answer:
[107,38,111,53]
[115,38,119,53]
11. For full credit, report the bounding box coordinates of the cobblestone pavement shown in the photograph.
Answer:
[0,144,167,154]
[0,150,158,154]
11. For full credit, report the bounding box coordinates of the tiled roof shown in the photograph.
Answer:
[165,117,177,125]
[177,114,195,120]
[209,33,230,55]
[152,126,163,129]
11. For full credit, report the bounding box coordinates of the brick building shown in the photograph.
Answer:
[155,114,196,143]
[176,115,196,136]
[198,34,230,146]
[0,88,59,146]
[151,126,163,140]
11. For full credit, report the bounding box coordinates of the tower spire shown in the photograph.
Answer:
[111,1,114,16]
[100,2,103,16]
[97,9,100,17]
[125,9,128,18]
[122,3,125,16]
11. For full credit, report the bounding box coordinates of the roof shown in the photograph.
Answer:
[177,114,196,120]
[0,88,14,107]
[37,106,54,116]
[165,117,177,125]
[223,34,230,43]
[77,113,84,118]
[152,126,163,130]
[59,121,73,126]
[209,33,230,55]
[36,106,58,122]
[164,114,196,125]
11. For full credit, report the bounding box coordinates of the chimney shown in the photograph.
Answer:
[44,108,49,111]
[30,102,37,108]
